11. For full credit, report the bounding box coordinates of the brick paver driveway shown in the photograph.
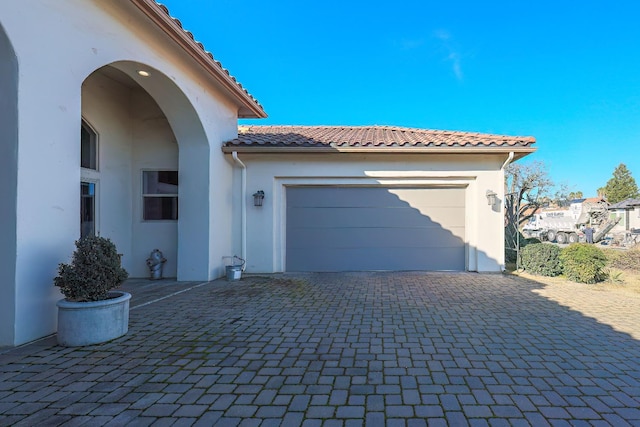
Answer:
[1,272,639,426]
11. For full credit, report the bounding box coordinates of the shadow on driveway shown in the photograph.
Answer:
[1,272,639,426]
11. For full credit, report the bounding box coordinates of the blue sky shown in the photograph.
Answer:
[161,0,640,197]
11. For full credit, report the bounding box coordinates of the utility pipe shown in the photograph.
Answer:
[231,152,247,270]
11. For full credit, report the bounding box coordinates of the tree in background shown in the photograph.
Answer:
[602,163,639,204]
[568,191,583,200]
[552,184,584,207]
[505,160,553,227]
[504,161,553,262]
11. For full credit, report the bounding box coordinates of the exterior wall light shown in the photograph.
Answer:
[486,190,497,206]
[253,190,265,207]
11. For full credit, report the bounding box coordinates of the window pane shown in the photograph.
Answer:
[81,123,97,170]
[143,171,178,194]
[144,197,178,220]
[81,182,95,238]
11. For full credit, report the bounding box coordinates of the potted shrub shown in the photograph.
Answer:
[54,236,130,346]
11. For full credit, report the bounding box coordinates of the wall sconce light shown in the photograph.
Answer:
[486,190,497,206]
[253,190,265,207]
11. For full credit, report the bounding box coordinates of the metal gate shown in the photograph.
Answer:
[504,192,521,270]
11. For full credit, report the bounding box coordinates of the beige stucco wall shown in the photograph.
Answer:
[230,153,508,274]
[0,0,242,346]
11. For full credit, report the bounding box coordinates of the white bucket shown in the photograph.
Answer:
[226,265,242,281]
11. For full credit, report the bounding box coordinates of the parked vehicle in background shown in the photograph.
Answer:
[523,199,620,244]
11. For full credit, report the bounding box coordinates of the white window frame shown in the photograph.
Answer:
[80,118,99,237]
[141,170,179,222]
[81,119,99,172]
[80,179,100,238]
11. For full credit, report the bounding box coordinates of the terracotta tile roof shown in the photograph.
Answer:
[132,1,266,118]
[224,125,536,154]
[583,197,607,204]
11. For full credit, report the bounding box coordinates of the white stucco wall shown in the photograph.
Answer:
[0,23,18,346]
[610,210,628,233]
[231,153,507,274]
[632,208,640,231]
[82,72,180,278]
[0,0,242,346]
[131,88,180,278]
[81,73,134,270]
[612,207,640,233]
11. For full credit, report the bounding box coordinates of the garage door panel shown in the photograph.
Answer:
[287,206,464,229]
[288,187,460,208]
[288,226,465,249]
[287,246,465,272]
[286,186,465,271]
[287,187,392,208]
[412,207,465,225]
[388,188,465,208]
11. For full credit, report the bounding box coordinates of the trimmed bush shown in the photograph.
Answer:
[520,243,563,277]
[524,237,542,245]
[55,236,129,302]
[560,243,607,284]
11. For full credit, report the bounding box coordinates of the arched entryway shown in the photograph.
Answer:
[81,61,211,280]
[0,23,18,346]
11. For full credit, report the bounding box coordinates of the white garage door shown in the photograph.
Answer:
[286,186,466,272]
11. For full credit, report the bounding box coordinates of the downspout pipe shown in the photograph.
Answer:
[501,151,515,170]
[501,151,515,273]
[231,152,247,270]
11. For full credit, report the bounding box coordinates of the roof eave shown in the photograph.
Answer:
[222,146,536,159]
[130,0,267,119]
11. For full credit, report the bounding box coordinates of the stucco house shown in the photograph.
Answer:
[0,1,535,347]
[225,126,535,272]
[609,198,640,234]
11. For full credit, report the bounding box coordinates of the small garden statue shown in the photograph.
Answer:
[146,249,166,280]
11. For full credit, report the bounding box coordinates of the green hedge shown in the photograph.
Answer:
[505,231,542,263]
[520,243,563,277]
[560,243,607,284]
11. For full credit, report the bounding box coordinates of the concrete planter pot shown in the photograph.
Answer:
[56,291,131,347]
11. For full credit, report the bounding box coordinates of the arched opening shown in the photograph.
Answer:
[0,23,18,346]
[81,61,211,280]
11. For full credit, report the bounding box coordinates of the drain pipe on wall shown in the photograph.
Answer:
[231,152,247,270]
[501,152,515,273]
[501,151,515,170]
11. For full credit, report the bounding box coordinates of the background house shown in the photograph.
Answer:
[609,198,640,233]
